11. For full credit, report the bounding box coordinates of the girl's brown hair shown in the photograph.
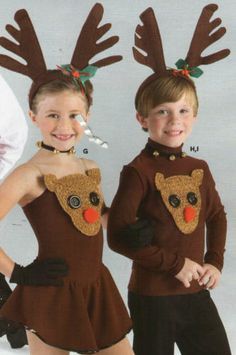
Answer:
[30,80,93,114]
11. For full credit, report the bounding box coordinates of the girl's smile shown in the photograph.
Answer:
[29,90,89,151]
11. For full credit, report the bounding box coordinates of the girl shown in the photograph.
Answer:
[0,5,133,355]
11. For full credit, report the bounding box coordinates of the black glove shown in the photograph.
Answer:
[0,273,12,307]
[10,258,68,286]
[121,219,155,249]
[0,273,28,348]
[0,273,12,338]
[0,318,28,348]
[7,326,27,348]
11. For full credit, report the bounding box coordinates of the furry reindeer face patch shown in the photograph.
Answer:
[44,169,103,236]
[155,169,203,234]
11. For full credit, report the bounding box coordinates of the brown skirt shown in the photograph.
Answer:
[0,265,132,353]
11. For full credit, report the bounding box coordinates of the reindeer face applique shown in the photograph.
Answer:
[44,169,103,236]
[155,169,203,234]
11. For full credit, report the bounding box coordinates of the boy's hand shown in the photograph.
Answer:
[198,263,221,289]
[175,257,204,288]
[120,218,155,249]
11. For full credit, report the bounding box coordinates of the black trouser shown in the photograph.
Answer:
[128,290,231,355]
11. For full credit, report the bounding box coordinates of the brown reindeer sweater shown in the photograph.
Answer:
[107,138,227,296]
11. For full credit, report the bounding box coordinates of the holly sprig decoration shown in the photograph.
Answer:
[57,64,97,91]
[173,59,203,78]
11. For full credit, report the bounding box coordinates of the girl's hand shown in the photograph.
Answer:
[175,257,204,288]
[198,263,221,289]
[10,258,69,286]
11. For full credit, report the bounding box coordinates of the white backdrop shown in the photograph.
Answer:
[0,0,235,354]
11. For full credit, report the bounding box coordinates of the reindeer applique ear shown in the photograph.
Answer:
[44,175,58,192]
[191,169,203,186]
[86,168,101,185]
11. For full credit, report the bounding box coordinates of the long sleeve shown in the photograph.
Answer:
[204,163,227,271]
[0,75,28,179]
[107,165,185,275]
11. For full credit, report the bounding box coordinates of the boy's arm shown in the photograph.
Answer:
[107,166,185,275]
[204,163,227,271]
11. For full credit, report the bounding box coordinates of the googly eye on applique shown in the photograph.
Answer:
[168,194,181,208]
[67,195,81,209]
[187,192,198,205]
[89,192,100,206]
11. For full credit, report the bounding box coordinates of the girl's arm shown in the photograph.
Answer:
[0,248,14,278]
[0,164,37,276]
[0,164,69,284]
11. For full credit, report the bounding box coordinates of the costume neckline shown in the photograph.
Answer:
[145,138,186,161]
[22,170,100,210]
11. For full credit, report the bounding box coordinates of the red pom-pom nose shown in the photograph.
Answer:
[184,206,196,223]
[83,208,99,224]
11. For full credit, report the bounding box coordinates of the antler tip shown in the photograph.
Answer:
[92,3,104,16]
[115,55,123,62]
[94,2,103,9]
[111,35,119,45]
[204,3,218,12]
[224,48,231,57]
[140,7,154,16]
[14,8,28,19]
[140,7,155,22]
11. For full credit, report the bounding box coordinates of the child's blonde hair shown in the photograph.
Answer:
[135,75,198,119]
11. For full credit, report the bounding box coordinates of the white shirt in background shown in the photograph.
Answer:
[0,74,28,179]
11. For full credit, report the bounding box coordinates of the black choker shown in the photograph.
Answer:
[36,141,76,155]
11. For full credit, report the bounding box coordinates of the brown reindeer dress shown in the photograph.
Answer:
[0,169,132,353]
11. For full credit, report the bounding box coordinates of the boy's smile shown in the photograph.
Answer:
[137,95,197,148]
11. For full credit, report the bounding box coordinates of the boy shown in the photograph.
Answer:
[107,5,231,355]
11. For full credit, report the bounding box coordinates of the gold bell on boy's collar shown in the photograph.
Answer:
[153,150,160,157]
[152,149,187,160]
[169,152,187,160]
[169,154,176,161]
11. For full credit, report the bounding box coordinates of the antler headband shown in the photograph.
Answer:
[0,3,122,107]
[133,4,230,99]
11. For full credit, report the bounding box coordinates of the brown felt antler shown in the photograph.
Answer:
[133,3,230,97]
[71,3,122,69]
[186,4,230,67]
[132,7,166,76]
[0,3,122,105]
[0,9,46,80]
